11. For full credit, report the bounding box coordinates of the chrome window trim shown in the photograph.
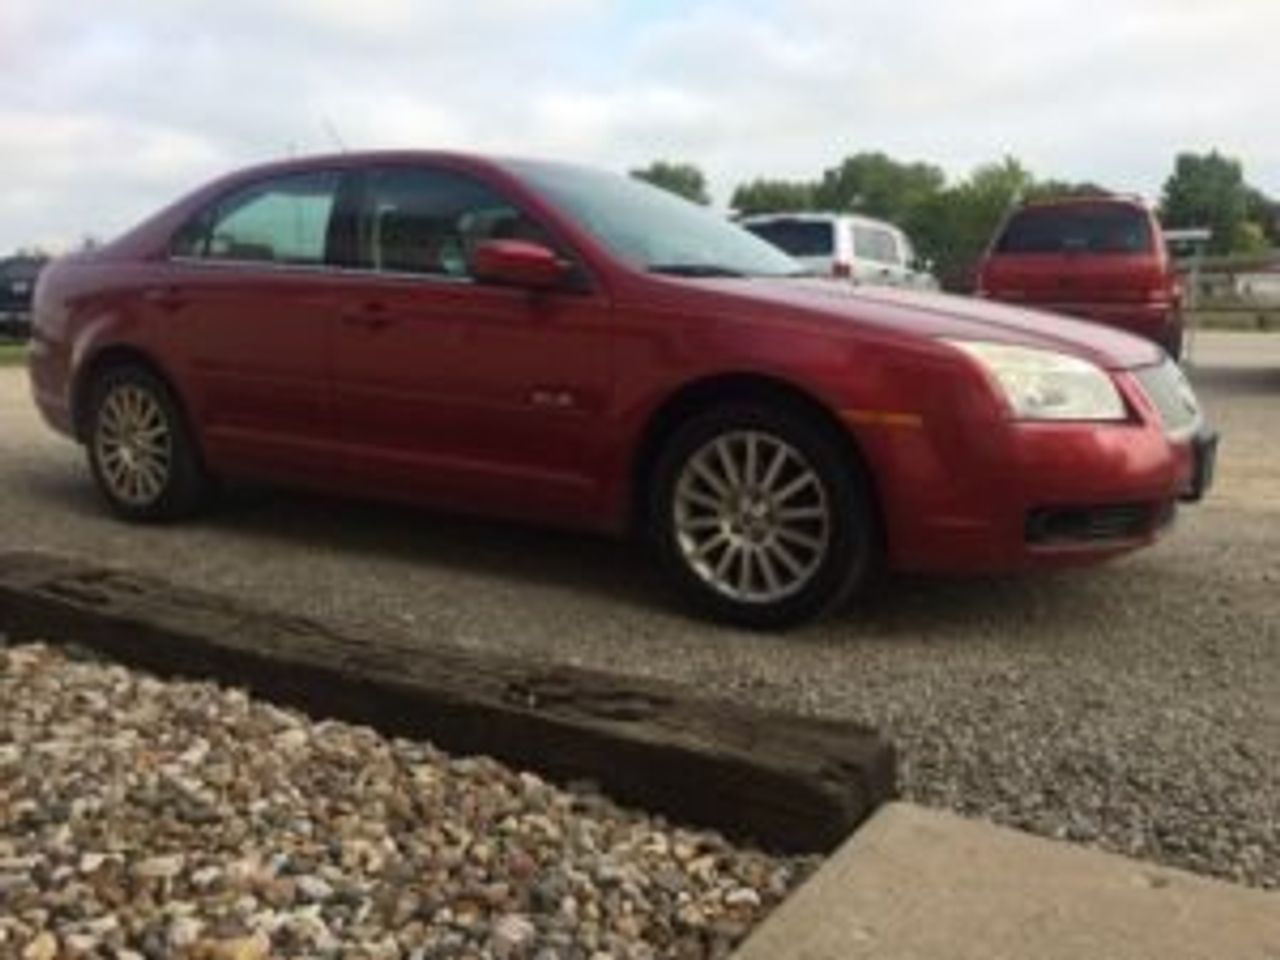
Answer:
[166,255,477,286]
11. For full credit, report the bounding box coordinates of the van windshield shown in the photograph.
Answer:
[996,204,1153,255]
[742,219,834,258]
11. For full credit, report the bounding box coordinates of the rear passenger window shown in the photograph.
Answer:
[853,226,899,264]
[173,171,340,265]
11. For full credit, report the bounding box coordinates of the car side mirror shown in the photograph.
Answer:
[472,240,571,290]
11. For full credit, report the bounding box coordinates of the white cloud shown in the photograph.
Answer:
[0,0,1277,251]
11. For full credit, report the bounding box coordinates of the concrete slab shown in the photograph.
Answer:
[733,803,1280,960]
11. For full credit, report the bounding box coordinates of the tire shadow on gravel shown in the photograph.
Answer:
[208,488,1134,642]
[15,466,1132,641]
[199,485,669,610]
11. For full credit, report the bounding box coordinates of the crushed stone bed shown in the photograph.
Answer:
[0,644,816,959]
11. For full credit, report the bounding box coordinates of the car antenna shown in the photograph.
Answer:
[321,116,348,153]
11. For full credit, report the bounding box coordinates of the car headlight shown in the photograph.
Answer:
[946,341,1126,421]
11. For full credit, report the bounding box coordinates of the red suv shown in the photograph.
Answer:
[978,197,1184,358]
[28,153,1215,627]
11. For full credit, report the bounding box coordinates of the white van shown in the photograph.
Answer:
[740,212,937,289]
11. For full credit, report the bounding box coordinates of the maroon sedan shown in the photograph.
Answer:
[28,152,1216,627]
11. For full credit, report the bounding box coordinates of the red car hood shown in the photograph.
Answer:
[717,279,1165,370]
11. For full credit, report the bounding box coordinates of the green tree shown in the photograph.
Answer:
[730,178,816,215]
[1160,151,1249,255]
[630,161,710,205]
[1234,221,1269,255]
[911,157,1034,291]
[1244,186,1279,247]
[812,152,945,223]
[1024,179,1111,202]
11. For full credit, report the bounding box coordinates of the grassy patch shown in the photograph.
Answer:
[0,342,28,367]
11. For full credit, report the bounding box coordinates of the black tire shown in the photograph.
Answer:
[85,364,212,522]
[648,401,880,629]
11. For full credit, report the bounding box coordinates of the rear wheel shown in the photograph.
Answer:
[86,365,212,522]
[650,402,879,628]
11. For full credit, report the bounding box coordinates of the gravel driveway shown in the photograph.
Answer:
[1,333,1278,889]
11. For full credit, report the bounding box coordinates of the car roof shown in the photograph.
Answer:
[194,151,639,198]
[202,149,545,183]
[1014,194,1151,213]
[739,211,903,231]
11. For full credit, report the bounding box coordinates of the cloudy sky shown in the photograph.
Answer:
[2,0,1277,252]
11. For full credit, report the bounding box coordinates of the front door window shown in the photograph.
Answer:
[354,167,554,278]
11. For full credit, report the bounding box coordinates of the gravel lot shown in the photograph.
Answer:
[0,643,809,959]
[1,333,1278,890]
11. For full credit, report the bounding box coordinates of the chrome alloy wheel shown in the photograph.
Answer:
[93,384,173,507]
[673,430,832,604]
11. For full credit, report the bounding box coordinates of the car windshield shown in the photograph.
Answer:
[996,204,1154,255]
[742,219,834,258]
[507,160,805,278]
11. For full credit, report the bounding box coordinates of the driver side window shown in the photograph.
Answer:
[355,167,555,278]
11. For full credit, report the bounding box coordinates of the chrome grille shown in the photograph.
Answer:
[1134,359,1201,437]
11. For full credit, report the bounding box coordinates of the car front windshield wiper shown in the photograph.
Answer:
[648,263,748,278]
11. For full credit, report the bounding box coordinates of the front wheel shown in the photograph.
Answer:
[649,403,880,629]
[86,365,212,522]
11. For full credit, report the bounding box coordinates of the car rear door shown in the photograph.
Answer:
[162,169,347,481]
[328,164,615,526]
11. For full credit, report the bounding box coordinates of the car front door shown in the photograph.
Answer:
[329,164,615,526]
[164,169,348,481]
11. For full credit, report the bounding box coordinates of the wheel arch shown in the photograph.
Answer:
[628,372,885,540]
[71,344,193,444]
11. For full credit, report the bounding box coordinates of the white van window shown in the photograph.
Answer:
[743,219,835,257]
[853,226,899,264]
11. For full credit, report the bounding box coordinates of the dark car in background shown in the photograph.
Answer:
[977,198,1184,358]
[0,254,48,340]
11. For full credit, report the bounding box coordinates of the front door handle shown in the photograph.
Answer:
[142,285,185,311]
[342,314,393,331]
[341,302,394,332]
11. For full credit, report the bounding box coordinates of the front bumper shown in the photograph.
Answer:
[859,369,1213,575]
[27,335,77,439]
